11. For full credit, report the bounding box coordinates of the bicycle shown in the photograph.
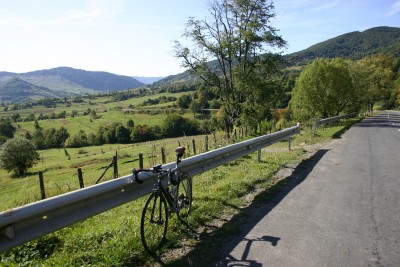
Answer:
[133,146,193,254]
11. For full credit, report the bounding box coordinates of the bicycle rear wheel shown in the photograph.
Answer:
[140,192,168,253]
[176,173,192,219]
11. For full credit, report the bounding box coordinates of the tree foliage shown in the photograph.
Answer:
[351,54,394,112]
[289,58,355,120]
[174,0,286,134]
[0,137,39,177]
[0,121,16,142]
[289,55,399,121]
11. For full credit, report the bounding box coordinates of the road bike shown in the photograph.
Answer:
[133,147,192,253]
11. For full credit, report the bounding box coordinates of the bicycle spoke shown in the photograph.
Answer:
[141,193,168,253]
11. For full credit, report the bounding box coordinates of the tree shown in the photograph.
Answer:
[71,110,79,118]
[0,121,16,139]
[115,124,131,143]
[351,55,394,113]
[65,130,88,148]
[0,137,40,177]
[161,114,199,138]
[289,58,355,120]
[174,0,286,135]
[176,94,192,109]
[32,129,46,149]
[126,119,135,128]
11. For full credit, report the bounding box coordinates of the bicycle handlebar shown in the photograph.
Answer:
[133,146,185,185]
[133,165,169,184]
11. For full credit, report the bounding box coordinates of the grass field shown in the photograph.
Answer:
[2,91,196,136]
[0,118,361,266]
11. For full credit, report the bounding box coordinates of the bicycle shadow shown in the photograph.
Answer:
[158,149,329,266]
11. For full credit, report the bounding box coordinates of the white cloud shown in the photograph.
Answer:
[43,0,125,25]
[313,1,339,11]
[387,0,400,16]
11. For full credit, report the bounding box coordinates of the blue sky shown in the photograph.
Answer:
[0,0,399,77]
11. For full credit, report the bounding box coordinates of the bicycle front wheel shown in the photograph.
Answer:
[176,173,192,219]
[140,192,168,253]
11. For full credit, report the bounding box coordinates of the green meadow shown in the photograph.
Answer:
[0,87,362,265]
[0,117,361,266]
[3,91,194,136]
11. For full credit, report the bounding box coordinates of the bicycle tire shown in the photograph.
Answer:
[176,173,192,219]
[140,192,168,253]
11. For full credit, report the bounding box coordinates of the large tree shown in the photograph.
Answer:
[351,55,394,113]
[289,58,356,120]
[0,137,40,177]
[174,0,286,135]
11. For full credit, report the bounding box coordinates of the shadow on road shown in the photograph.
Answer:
[164,149,329,267]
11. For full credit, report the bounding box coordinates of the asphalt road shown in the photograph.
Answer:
[217,111,400,267]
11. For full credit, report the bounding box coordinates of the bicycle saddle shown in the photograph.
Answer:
[174,146,186,158]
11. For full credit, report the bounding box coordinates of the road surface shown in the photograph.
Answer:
[217,111,400,266]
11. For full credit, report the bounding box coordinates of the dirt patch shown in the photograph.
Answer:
[60,119,70,125]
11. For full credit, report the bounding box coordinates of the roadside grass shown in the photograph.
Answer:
[0,118,360,266]
[0,132,229,211]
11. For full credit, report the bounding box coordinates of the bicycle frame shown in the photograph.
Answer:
[138,146,191,253]
[154,171,179,213]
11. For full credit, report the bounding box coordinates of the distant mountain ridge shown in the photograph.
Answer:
[154,26,400,86]
[0,77,66,102]
[285,26,400,65]
[1,26,399,102]
[0,67,145,102]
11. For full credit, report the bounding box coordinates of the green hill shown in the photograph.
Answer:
[0,77,67,102]
[155,26,400,86]
[0,67,145,102]
[285,26,400,65]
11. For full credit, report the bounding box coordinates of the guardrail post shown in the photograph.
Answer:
[77,168,84,188]
[257,149,261,162]
[139,153,144,169]
[38,171,46,200]
[313,119,319,136]
[161,147,166,164]
[205,135,209,151]
[288,137,292,151]
[113,155,118,178]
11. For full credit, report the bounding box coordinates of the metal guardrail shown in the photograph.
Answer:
[0,124,300,252]
[313,112,357,135]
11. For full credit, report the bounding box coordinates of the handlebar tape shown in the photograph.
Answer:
[132,168,143,184]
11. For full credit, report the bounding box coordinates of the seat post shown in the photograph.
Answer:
[174,147,186,165]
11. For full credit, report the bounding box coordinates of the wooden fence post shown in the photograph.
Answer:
[38,171,46,200]
[77,168,84,188]
[113,155,118,178]
[139,153,144,169]
[161,147,166,164]
[192,139,196,155]
[213,132,217,147]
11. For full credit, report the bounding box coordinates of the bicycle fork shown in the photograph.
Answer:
[150,194,164,225]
